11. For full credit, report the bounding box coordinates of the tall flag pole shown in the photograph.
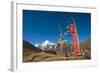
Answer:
[69,16,81,56]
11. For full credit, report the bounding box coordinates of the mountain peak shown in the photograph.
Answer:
[34,40,55,50]
[42,40,55,47]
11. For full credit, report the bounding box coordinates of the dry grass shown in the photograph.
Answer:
[23,51,87,62]
[23,39,91,62]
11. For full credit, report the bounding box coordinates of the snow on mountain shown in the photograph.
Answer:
[34,43,40,47]
[41,40,55,47]
[34,40,55,50]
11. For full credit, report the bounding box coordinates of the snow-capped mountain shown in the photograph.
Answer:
[41,40,55,48]
[34,43,40,47]
[34,40,55,50]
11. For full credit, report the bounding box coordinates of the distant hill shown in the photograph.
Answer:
[23,40,42,52]
[80,38,91,59]
[80,38,91,50]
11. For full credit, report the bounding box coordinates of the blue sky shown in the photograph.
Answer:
[23,10,91,44]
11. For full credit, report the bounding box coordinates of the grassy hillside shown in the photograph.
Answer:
[23,40,43,62]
